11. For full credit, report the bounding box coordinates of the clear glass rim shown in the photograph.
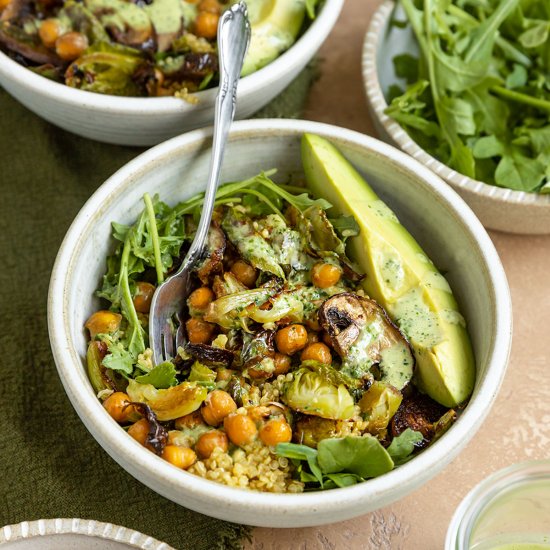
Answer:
[445,460,550,550]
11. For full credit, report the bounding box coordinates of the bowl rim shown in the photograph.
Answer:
[0,518,172,549]
[362,0,550,208]
[47,118,512,526]
[0,0,343,113]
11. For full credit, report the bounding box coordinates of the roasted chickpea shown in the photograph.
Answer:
[259,418,292,446]
[128,418,149,446]
[39,19,62,48]
[230,260,257,287]
[198,0,220,13]
[174,410,204,431]
[186,317,216,344]
[195,430,228,458]
[306,331,320,345]
[224,412,257,446]
[300,342,332,364]
[162,445,197,469]
[188,286,215,310]
[132,281,155,313]
[85,310,122,339]
[311,262,342,289]
[322,331,333,348]
[194,11,219,39]
[103,392,138,423]
[275,324,308,355]
[55,31,89,61]
[201,390,237,426]
[272,352,291,375]
[248,363,273,380]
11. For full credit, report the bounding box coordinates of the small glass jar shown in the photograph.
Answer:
[446,460,550,550]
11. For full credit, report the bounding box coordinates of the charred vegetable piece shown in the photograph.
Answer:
[127,379,207,421]
[319,293,414,390]
[195,224,226,284]
[293,415,349,448]
[222,209,285,279]
[242,329,275,375]
[128,401,168,455]
[188,361,216,384]
[185,343,234,367]
[391,393,455,448]
[86,340,113,393]
[282,367,355,421]
[359,381,403,437]
[161,52,218,80]
[0,24,63,65]
[65,42,150,96]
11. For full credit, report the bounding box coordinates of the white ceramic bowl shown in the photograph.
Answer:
[48,119,512,528]
[0,518,172,549]
[0,0,343,146]
[362,0,550,235]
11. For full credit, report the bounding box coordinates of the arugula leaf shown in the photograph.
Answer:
[324,473,363,488]
[387,429,423,465]
[102,342,134,375]
[392,53,419,84]
[135,361,178,389]
[328,215,360,240]
[275,443,324,486]
[317,436,394,478]
[506,63,528,89]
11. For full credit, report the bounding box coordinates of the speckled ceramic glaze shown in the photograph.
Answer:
[48,119,512,527]
[0,0,343,146]
[362,0,550,235]
[0,518,173,549]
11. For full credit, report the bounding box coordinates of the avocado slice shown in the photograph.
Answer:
[301,134,475,408]
[239,0,306,76]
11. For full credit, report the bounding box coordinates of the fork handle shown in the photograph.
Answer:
[183,2,251,267]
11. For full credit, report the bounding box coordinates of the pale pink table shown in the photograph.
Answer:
[249,0,550,547]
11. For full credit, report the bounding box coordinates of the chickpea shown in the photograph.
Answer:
[174,410,204,431]
[224,413,257,447]
[248,363,273,380]
[133,281,155,313]
[305,317,321,331]
[300,342,332,364]
[311,262,342,289]
[162,445,197,469]
[103,392,138,423]
[272,352,291,375]
[230,260,257,287]
[275,324,308,355]
[322,331,333,348]
[55,31,89,61]
[128,418,149,446]
[248,406,271,422]
[306,331,320,345]
[39,19,62,49]
[259,418,292,447]
[188,286,215,310]
[201,390,237,426]
[186,317,216,344]
[195,430,228,458]
[85,310,122,339]
[194,11,219,39]
[198,0,220,13]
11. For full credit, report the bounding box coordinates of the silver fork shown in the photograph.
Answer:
[149,2,250,365]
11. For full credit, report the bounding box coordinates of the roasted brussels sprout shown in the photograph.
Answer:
[282,367,355,421]
[126,379,207,421]
[359,381,403,436]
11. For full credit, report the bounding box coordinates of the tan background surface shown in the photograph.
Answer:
[248,0,550,548]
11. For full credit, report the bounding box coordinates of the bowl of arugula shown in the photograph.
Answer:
[363,0,550,234]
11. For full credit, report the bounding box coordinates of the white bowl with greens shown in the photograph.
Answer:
[0,0,342,146]
[48,119,511,527]
[363,0,550,234]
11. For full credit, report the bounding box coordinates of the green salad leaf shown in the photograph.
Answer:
[135,362,178,389]
[386,429,423,465]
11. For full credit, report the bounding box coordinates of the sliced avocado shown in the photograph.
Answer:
[239,0,306,76]
[301,133,475,408]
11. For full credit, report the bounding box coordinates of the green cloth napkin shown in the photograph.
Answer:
[0,65,316,550]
